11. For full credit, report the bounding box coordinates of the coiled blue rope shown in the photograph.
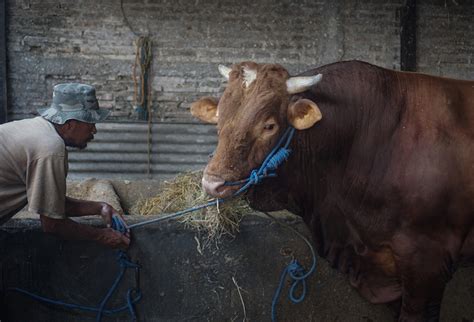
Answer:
[8,215,142,322]
[262,210,318,322]
[273,259,307,305]
[270,232,317,321]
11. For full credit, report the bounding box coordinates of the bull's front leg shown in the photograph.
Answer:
[394,232,458,322]
[399,265,446,322]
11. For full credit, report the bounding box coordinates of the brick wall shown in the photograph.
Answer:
[417,0,473,80]
[5,0,473,122]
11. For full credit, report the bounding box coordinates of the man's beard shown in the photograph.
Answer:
[65,139,87,149]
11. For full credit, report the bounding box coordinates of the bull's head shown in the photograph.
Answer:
[191,62,323,198]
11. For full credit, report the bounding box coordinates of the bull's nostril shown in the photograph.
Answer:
[202,175,226,197]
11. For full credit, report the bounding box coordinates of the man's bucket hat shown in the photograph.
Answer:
[38,83,110,124]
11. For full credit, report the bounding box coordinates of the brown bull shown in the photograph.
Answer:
[191,60,474,322]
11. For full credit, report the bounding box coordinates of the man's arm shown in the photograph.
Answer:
[40,215,130,249]
[39,197,130,249]
[65,196,126,226]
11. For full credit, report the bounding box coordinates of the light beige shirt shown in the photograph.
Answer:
[0,117,68,224]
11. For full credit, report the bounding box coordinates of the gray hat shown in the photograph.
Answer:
[38,83,110,124]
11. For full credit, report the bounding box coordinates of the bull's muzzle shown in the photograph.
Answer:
[202,173,244,198]
[202,174,226,197]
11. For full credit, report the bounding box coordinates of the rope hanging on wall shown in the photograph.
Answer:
[133,36,153,121]
[132,36,154,176]
[121,0,155,176]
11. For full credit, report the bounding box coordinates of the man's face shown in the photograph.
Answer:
[63,120,97,149]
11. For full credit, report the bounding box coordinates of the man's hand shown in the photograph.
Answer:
[99,203,131,237]
[61,198,131,249]
[41,214,130,250]
[97,228,131,250]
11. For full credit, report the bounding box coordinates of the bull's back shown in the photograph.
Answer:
[401,72,474,132]
[399,72,474,198]
[304,60,474,217]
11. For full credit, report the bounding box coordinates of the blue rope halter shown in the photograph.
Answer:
[224,126,296,195]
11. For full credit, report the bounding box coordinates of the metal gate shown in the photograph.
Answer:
[67,122,217,181]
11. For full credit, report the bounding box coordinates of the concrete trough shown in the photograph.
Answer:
[1,180,473,321]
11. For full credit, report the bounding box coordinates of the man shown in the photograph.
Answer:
[0,83,130,249]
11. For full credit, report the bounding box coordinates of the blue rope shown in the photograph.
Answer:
[128,199,221,229]
[271,260,307,322]
[224,127,295,196]
[8,215,142,322]
[272,259,307,308]
[271,255,317,322]
[263,211,318,322]
[94,216,141,322]
[6,288,141,316]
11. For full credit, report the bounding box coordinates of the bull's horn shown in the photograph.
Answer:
[242,67,257,87]
[218,65,232,80]
[286,74,323,94]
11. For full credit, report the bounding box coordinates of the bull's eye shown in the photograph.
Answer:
[264,124,275,131]
[261,118,278,138]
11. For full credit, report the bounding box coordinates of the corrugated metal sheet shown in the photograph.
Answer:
[67,122,217,180]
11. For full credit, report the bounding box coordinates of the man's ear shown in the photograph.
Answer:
[287,99,322,130]
[53,120,73,140]
[64,119,75,128]
[190,97,218,124]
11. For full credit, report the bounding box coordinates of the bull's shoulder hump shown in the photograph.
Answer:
[295,60,384,77]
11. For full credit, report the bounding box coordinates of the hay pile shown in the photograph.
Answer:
[132,170,251,246]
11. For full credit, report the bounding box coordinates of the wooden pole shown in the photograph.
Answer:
[400,0,417,71]
[0,0,7,123]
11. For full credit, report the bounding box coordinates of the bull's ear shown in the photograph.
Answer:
[190,97,218,124]
[287,99,322,130]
